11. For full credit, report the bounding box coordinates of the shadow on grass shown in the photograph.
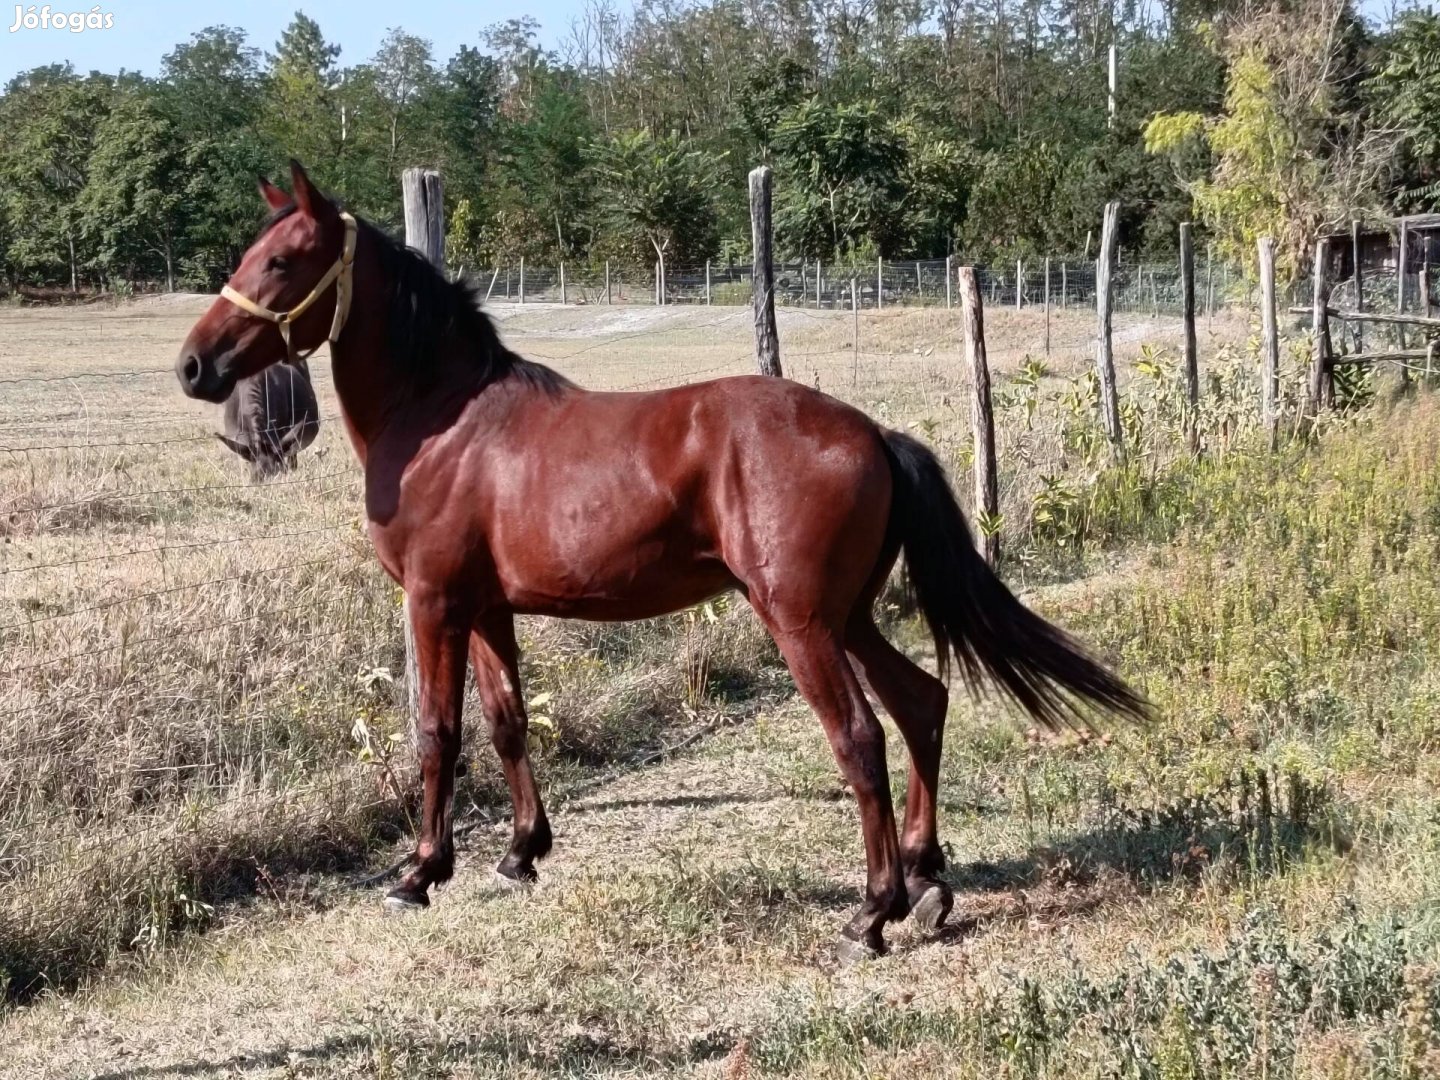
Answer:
[88,1027,737,1079]
[947,770,1345,900]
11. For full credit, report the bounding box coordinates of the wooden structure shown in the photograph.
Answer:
[959,267,999,567]
[748,166,782,378]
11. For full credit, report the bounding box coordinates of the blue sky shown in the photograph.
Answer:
[0,0,586,86]
[0,0,1416,89]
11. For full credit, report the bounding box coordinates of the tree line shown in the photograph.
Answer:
[1,0,1435,293]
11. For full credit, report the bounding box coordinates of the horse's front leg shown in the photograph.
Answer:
[385,589,472,910]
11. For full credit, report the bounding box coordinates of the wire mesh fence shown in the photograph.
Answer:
[478,256,1252,315]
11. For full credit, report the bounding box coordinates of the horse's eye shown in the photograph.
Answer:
[268,256,289,273]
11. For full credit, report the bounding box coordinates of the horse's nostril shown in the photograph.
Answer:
[183,355,201,386]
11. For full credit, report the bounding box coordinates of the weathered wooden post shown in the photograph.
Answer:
[1044,256,1052,355]
[1308,237,1332,423]
[705,260,712,306]
[402,168,444,266]
[959,267,999,567]
[1206,249,1215,324]
[816,259,823,307]
[749,165,783,377]
[605,259,612,304]
[877,257,884,310]
[1016,259,1023,311]
[1259,236,1280,449]
[519,257,526,304]
[1180,223,1198,453]
[560,262,567,305]
[1399,220,1411,390]
[1352,220,1363,354]
[1096,201,1123,452]
[401,167,445,749]
[851,277,860,384]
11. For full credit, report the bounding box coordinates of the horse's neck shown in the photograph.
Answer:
[329,334,514,464]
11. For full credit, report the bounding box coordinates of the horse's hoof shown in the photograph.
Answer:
[492,868,536,892]
[835,933,884,966]
[911,884,953,932]
[383,888,429,914]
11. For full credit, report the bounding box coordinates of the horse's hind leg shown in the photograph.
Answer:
[470,613,553,885]
[846,616,953,931]
[757,611,907,960]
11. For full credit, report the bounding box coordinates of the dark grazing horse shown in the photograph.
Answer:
[176,162,1146,961]
[216,359,321,480]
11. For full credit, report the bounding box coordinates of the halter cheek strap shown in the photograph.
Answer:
[220,212,358,366]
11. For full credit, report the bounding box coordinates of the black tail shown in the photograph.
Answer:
[883,431,1150,731]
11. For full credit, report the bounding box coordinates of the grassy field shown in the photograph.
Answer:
[9,296,1437,1078]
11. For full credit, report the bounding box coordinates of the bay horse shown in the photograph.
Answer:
[176,162,1147,960]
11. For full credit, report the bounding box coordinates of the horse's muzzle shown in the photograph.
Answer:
[176,350,234,403]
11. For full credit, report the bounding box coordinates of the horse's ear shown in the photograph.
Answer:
[258,175,290,212]
[289,159,331,217]
[216,433,254,461]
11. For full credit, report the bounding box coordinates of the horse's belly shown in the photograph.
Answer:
[498,542,736,621]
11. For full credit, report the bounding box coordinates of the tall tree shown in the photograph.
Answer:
[264,12,342,182]
[79,87,187,290]
[0,66,114,288]
[589,129,722,266]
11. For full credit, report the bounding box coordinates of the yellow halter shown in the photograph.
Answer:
[220,212,358,366]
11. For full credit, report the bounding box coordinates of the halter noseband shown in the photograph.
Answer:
[220,212,358,366]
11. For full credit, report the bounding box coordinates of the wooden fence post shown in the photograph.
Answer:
[402,168,444,267]
[519,257,526,304]
[851,277,859,384]
[1044,256,1051,355]
[1259,236,1280,449]
[1096,201,1123,452]
[877,257,884,310]
[1399,221,1412,389]
[1180,223,1198,453]
[605,259,611,304]
[1206,250,1215,324]
[1352,220,1363,354]
[401,167,445,750]
[1308,237,1333,423]
[960,267,999,568]
[705,259,712,306]
[560,262,567,305]
[945,255,953,309]
[1060,261,1067,309]
[749,165,782,377]
[817,259,823,307]
[1016,259,1023,311]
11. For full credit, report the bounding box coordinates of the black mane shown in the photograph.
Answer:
[256,200,569,395]
[357,217,571,396]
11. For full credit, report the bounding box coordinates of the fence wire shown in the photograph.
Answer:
[478,256,1248,316]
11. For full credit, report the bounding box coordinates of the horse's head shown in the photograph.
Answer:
[177,160,354,403]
